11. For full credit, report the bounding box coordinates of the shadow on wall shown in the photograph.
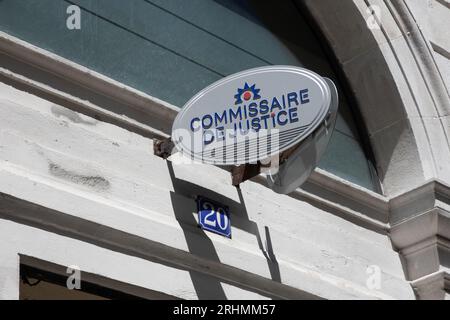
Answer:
[0,188,289,300]
[167,161,281,300]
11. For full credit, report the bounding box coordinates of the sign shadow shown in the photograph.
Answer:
[167,161,281,300]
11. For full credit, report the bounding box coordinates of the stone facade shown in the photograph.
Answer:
[0,0,449,299]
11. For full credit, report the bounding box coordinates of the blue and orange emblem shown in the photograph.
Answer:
[234,83,261,105]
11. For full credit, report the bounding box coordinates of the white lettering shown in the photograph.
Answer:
[66,5,81,30]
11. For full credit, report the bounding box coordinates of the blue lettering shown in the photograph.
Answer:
[229,106,242,121]
[261,114,270,129]
[190,117,200,132]
[237,120,250,134]
[277,110,288,126]
[271,97,282,112]
[214,111,227,127]
[251,117,261,131]
[203,129,214,145]
[202,115,213,129]
[248,102,258,117]
[259,100,269,115]
[287,92,299,108]
[216,126,225,141]
[300,89,310,104]
[271,114,277,128]
[289,107,299,123]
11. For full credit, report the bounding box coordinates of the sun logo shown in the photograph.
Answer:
[234,83,261,105]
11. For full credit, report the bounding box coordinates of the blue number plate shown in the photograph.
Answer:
[197,196,231,238]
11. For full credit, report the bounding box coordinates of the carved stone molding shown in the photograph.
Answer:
[410,270,450,300]
[389,180,450,297]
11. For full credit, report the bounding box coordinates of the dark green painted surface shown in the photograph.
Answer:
[0,0,379,191]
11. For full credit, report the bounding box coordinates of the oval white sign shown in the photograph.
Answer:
[172,66,332,165]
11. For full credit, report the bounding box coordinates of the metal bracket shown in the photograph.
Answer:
[153,137,175,159]
[231,163,261,186]
[154,137,293,187]
[230,143,302,187]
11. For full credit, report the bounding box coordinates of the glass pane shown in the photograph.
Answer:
[0,0,380,191]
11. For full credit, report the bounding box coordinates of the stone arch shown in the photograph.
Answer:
[301,0,450,196]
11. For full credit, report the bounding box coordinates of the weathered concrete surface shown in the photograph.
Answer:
[0,82,413,299]
[0,245,18,300]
